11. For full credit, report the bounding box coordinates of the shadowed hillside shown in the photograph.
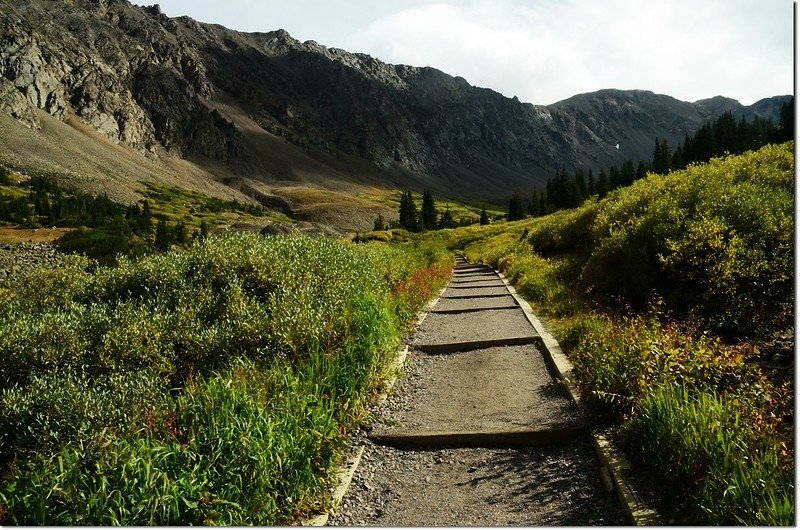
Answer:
[0,0,790,221]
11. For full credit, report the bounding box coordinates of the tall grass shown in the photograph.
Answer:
[0,233,452,524]
[629,384,793,525]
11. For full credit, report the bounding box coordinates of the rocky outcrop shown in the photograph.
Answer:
[0,76,39,129]
[0,0,236,158]
[0,0,791,203]
[0,242,66,283]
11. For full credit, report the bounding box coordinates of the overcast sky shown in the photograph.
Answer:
[150,0,794,106]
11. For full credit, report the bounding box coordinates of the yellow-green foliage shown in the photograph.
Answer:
[582,142,793,333]
[437,142,794,525]
[0,233,451,525]
[141,182,290,229]
[462,143,795,336]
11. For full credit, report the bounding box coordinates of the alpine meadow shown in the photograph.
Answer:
[0,0,794,526]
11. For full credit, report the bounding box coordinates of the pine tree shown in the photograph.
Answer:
[620,160,635,186]
[420,189,437,230]
[596,168,608,198]
[373,213,386,231]
[140,200,153,234]
[714,111,738,154]
[574,169,587,200]
[398,190,419,232]
[479,205,489,225]
[609,165,621,190]
[652,138,673,174]
[199,219,209,241]
[175,221,188,245]
[777,97,794,142]
[538,190,548,215]
[635,162,648,181]
[438,205,456,229]
[507,192,525,221]
[154,218,170,251]
[528,190,540,217]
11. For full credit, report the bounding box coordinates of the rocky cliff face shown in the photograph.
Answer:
[0,0,791,203]
[0,0,236,159]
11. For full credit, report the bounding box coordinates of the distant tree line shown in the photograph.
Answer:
[507,97,794,220]
[374,189,487,232]
[0,173,220,262]
[653,100,793,174]
[0,175,154,236]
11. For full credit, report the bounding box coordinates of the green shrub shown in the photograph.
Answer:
[56,228,149,264]
[0,368,166,470]
[0,233,452,524]
[583,143,794,333]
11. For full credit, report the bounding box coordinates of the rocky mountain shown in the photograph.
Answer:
[0,0,791,211]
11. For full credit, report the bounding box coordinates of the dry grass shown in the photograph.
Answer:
[270,186,396,231]
[0,227,74,244]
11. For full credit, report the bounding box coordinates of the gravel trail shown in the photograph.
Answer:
[330,349,626,526]
[328,258,627,526]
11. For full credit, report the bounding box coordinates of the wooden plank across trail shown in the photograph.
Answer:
[327,256,626,526]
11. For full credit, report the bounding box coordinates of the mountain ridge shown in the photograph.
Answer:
[0,0,790,223]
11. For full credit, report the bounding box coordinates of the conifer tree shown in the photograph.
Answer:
[373,213,386,231]
[175,221,188,245]
[574,169,587,198]
[635,162,648,181]
[420,189,437,230]
[527,192,536,216]
[596,168,608,198]
[652,138,673,174]
[398,190,419,232]
[479,205,489,225]
[777,97,794,142]
[199,219,209,241]
[154,218,170,251]
[538,190,548,215]
[141,200,153,234]
[621,160,635,186]
[438,205,456,229]
[507,192,525,221]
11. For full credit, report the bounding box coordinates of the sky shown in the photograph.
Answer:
[149,0,794,106]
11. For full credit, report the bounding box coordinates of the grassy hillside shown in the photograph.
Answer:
[440,142,794,525]
[0,234,451,524]
[359,189,506,226]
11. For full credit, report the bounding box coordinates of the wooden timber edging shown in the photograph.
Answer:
[491,263,664,526]
[369,425,588,449]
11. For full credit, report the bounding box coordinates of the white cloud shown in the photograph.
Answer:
[343,0,793,105]
[154,0,794,105]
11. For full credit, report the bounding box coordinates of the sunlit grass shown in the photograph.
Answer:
[0,233,452,524]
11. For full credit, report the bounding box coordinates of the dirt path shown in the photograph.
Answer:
[328,257,626,526]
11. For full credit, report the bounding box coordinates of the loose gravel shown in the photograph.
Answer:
[371,347,581,435]
[329,349,626,526]
[329,441,627,526]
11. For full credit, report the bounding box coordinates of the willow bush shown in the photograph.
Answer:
[0,233,452,524]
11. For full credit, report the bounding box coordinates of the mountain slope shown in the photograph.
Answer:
[0,0,791,214]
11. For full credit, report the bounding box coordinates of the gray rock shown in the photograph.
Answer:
[0,77,40,129]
